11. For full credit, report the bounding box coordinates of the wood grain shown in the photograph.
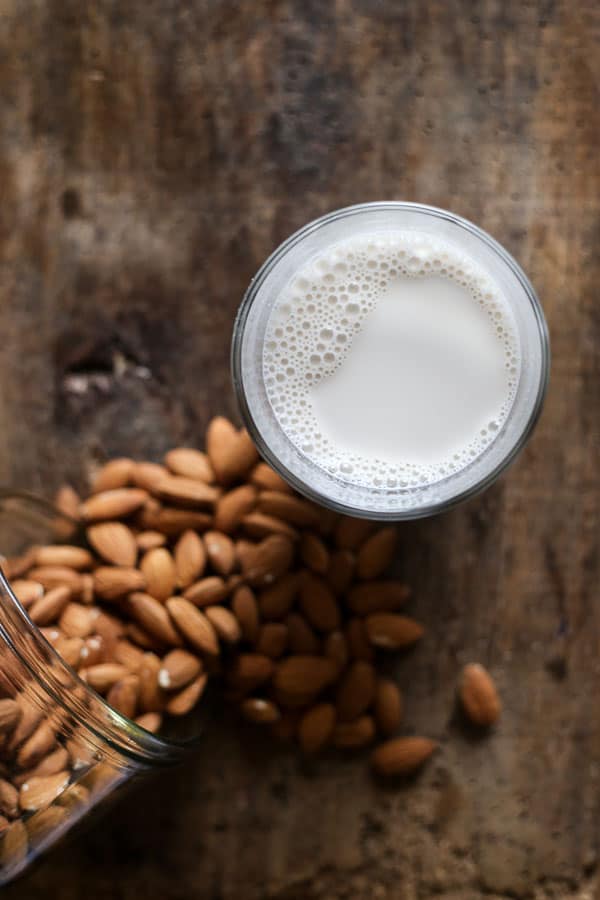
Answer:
[0,0,599,897]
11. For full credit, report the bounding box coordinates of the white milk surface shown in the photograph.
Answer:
[263,231,520,489]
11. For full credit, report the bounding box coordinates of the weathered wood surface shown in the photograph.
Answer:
[0,1,599,897]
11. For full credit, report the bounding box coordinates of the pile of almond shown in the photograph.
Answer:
[1,415,501,809]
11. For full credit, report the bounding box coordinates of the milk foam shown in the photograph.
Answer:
[263,231,520,489]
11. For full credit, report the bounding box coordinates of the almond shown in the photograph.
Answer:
[93,566,146,600]
[135,712,163,734]
[33,545,94,570]
[59,603,95,639]
[273,656,337,701]
[459,663,501,727]
[371,737,437,776]
[164,448,215,483]
[91,458,134,493]
[231,586,260,643]
[285,613,320,655]
[166,674,208,716]
[333,715,376,749]
[206,417,259,485]
[334,516,375,551]
[137,654,167,713]
[166,598,219,656]
[258,573,300,620]
[93,610,126,643]
[324,631,349,673]
[140,506,212,536]
[256,492,319,528]
[127,593,182,646]
[299,573,340,633]
[27,566,82,594]
[214,484,257,533]
[107,675,139,719]
[53,636,84,668]
[9,579,44,608]
[6,700,43,752]
[374,679,403,736]
[356,527,398,580]
[183,576,229,607]
[158,650,203,691]
[136,530,167,552]
[239,535,294,587]
[249,462,293,494]
[326,550,356,596]
[174,530,206,588]
[23,747,70,781]
[203,531,236,575]
[205,606,241,644]
[255,623,288,658]
[19,771,70,811]
[241,512,299,541]
[126,623,165,653]
[0,820,28,867]
[140,548,177,601]
[26,804,69,844]
[336,661,376,722]
[29,586,71,626]
[153,474,220,509]
[300,532,330,575]
[79,636,105,667]
[80,488,148,521]
[17,723,56,769]
[0,779,19,817]
[298,703,336,754]
[113,639,146,671]
[52,484,81,539]
[131,462,169,492]
[365,614,424,650]
[227,654,274,692]
[80,663,130,693]
[87,522,137,567]
[347,581,411,615]
[345,618,374,662]
[241,697,280,724]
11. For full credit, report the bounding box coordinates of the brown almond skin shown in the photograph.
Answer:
[166,674,208,716]
[153,474,220,509]
[87,522,138,567]
[207,417,259,485]
[164,448,215,483]
[333,715,376,749]
[140,548,177,601]
[107,676,140,719]
[127,593,183,647]
[324,631,349,673]
[93,567,146,601]
[17,722,56,769]
[334,517,376,551]
[286,613,320,655]
[327,550,355,596]
[460,663,501,726]
[205,606,242,644]
[0,779,19,817]
[241,698,281,725]
[174,530,206,588]
[249,462,293,494]
[0,820,28,867]
[298,573,340,633]
[166,598,220,656]
[28,586,71,626]
[356,527,398,580]
[255,623,288,659]
[273,656,337,699]
[347,581,411,615]
[231,586,260,643]
[345,618,374,662]
[136,530,167,552]
[80,488,148,521]
[298,703,336,754]
[131,462,169,492]
[241,512,299,541]
[258,573,300,620]
[227,654,274,693]
[374,679,403,736]
[214,484,257,534]
[203,531,236,576]
[256,492,319,528]
[371,737,437,777]
[184,576,229,607]
[33,545,94,570]
[364,614,424,650]
[336,661,376,722]
[91,458,134,493]
[239,535,294,587]
[300,532,330,575]
[158,650,203,691]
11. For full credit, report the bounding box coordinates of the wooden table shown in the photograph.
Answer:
[1,1,598,897]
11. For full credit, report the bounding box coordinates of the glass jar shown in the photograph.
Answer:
[0,511,195,885]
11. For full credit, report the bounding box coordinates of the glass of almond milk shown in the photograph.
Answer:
[232,203,549,519]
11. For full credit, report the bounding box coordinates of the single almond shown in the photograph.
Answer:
[158,649,203,691]
[33,545,94,570]
[255,623,288,658]
[140,505,212,536]
[258,573,300,620]
[127,593,183,646]
[6,700,43,752]
[52,485,81,540]
[87,522,137,567]
[153,474,220,509]
[206,417,259,485]
[17,722,56,769]
[459,663,501,727]
[324,631,349,673]
[214,485,258,534]
[79,635,105,667]
[374,679,403,736]
[80,488,148,521]
[371,736,437,776]
[26,804,69,844]
[174,530,206,588]
[166,673,208,716]
[255,492,319,528]
[80,663,130,693]
[136,530,167,552]
[347,581,411,615]
[113,639,146,671]
[333,715,376,749]
[285,613,320,655]
[93,566,146,601]
[183,576,229,607]
[316,507,339,537]
[326,550,356,596]
[9,580,44,608]
[166,598,219,656]
[298,572,341,633]
[249,462,293,493]
[29,586,71,626]
[126,623,165,653]
[205,606,241,644]
[27,566,82,594]
[241,698,281,724]
[19,771,70,811]
[203,531,236,576]
[273,656,337,701]
[164,447,215,483]
[140,547,177,601]
[239,535,294,587]
[300,532,330,574]
[241,512,299,541]
[91,458,134,493]
[334,516,376,551]
[0,820,28,867]
[59,602,95,639]
[137,654,167,713]
[135,712,163,734]
[336,661,376,722]
[345,618,374,662]
[356,527,398,580]
[298,703,336,754]
[53,635,84,668]
[131,462,169,492]
[24,747,70,781]
[227,654,274,692]
[107,675,140,719]
[231,586,260,643]
[365,614,424,650]
[93,609,126,643]
[0,779,19,817]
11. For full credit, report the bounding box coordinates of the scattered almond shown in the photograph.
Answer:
[371,737,437,777]
[459,663,501,727]
[298,703,336,754]
[364,614,424,650]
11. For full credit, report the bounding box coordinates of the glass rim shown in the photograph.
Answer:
[232,202,550,520]
[0,567,199,766]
